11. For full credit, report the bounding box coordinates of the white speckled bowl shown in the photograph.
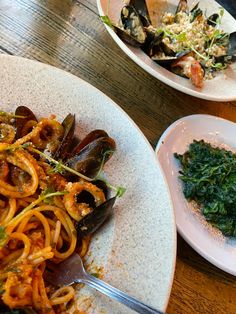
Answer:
[0,55,176,313]
[97,0,236,101]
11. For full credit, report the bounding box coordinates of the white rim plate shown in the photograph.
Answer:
[156,114,236,275]
[0,55,176,313]
[97,0,236,101]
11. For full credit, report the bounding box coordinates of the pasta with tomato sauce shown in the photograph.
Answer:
[0,106,119,313]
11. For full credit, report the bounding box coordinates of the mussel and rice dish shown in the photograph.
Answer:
[102,0,236,88]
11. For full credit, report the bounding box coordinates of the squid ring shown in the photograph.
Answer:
[63,181,105,221]
[31,118,64,152]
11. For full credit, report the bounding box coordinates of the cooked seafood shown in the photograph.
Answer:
[0,107,124,313]
[102,0,236,88]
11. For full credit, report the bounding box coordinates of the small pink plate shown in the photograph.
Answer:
[156,114,236,275]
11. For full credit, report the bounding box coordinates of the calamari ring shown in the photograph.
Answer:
[31,118,64,152]
[0,124,15,143]
[63,181,105,222]
[0,149,38,198]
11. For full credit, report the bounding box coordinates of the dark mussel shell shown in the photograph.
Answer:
[114,25,144,47]
[15,106,37,139]
[129,0,151,26]
[92,179,109,199]
[120,5,146,45]
[73,129,108,155]
[53,113,75,160]
[215,32,236,64]
[190,2,203,22]
[207,13,219,26]
[66,136,116,178]
[175,0,189,15]
[76,196,116,237]
[228,31,236,58]
[146,31,177,66]
[0,304,37,314]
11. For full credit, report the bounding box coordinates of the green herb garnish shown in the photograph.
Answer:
[100,15,114,29]
[30,147,125,197]
[0,143,126,198]
[4,190,68,231]
[0,226,7,247]
[175,140,236,237]
[0,110,25,119]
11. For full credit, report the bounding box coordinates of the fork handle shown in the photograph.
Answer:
[77,274,164,314]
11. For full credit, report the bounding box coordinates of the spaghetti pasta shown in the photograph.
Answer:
[0,108,114,313]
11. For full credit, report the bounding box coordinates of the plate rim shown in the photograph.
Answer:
[155,113,236,276]
[97,0,236,102]
[0,54,177,311]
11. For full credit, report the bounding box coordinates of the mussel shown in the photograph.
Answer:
[190,3,203,22]
[66,133,116,178]
[107,3,148,48]
[53,113,75,160]
[15,106,38,139]
[76,196,116,236]
[129,0,151,26]
[207,13,219,26]
[119,5,147,45]
[175,0,188,15]
[215,31,236,64]
[146,31,177,66]
[228,31,236,60]
[73,129,108,155]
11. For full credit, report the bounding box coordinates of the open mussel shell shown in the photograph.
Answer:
[228,31,236,58]
[53,113,75,160]
[129,0,151,26]
[15,106,37,139]
[114,26,144,47]
[73,129,108,155]
[76,196,116,237]
[66,136,116,178]
[175,0,188,15]
[207,13,219,26]
[120,5,146,45]
[215,32,236,64]
[190,3,203,22]
[152,54,177,66]
[146,31,177,66]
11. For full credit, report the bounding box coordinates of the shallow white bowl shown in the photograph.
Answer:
[0,54,176,313]
[156,114,236,275]
[97,0,236,101]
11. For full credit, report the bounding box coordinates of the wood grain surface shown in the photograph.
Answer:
[0,1,236,313]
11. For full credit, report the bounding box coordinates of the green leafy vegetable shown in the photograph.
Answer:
[175,140,236,237]
[100,15,114,29]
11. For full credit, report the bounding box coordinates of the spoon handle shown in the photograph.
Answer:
[78,273,164,314]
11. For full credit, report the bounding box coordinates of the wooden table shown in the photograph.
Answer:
[1,1,236,313]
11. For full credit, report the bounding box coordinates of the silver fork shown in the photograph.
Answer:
[46,253,164,314]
